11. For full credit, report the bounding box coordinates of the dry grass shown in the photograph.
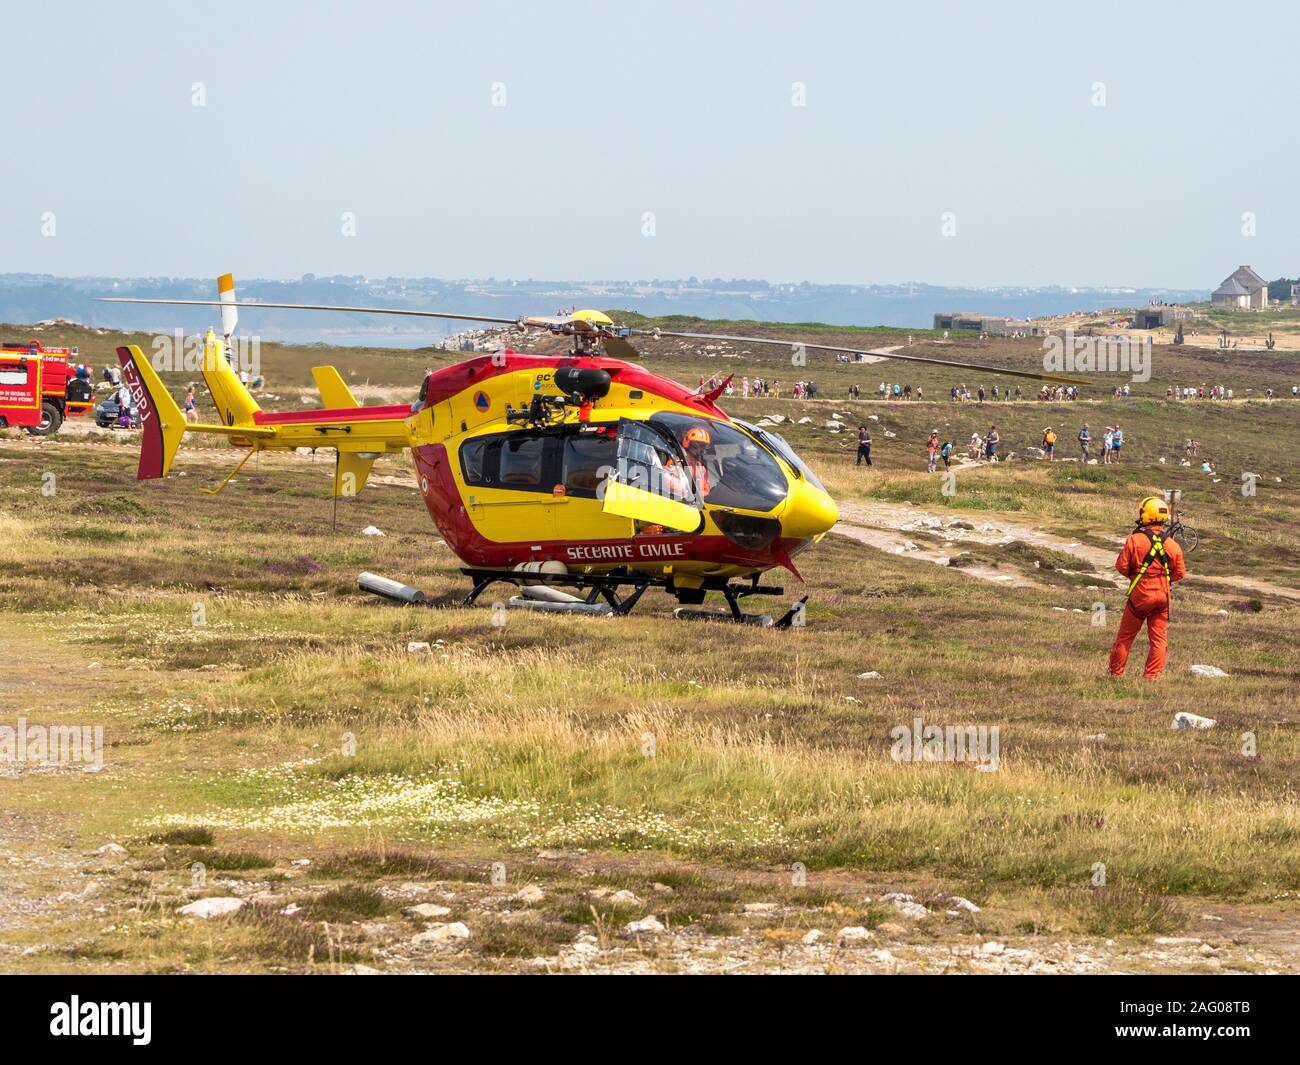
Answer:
[2,331,1298,971]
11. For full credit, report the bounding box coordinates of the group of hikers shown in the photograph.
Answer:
[1171,384,1231,400]
[725,376,782,399]
[853,422,1136,469]
[879,382,924,400]
[1046,423,1125,463]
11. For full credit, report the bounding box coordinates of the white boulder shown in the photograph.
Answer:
[178,897,246,919]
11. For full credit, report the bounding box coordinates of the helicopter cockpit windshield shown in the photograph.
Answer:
[732,419,826,493]
[648,412,787,513]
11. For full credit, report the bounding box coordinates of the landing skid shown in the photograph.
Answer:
[456,568,802,626]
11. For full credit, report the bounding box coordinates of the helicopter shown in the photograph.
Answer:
[100,276,1082,625]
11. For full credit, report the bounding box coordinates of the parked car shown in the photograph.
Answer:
[95,395,141,429]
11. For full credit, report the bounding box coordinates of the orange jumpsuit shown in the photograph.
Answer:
[1108,525,1186,679]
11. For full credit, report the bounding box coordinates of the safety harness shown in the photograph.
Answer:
[1126,524,1172,602]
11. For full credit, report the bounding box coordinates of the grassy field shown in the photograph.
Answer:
[2,321,1298,974]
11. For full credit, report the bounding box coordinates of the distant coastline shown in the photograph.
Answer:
[0,272,1208,339]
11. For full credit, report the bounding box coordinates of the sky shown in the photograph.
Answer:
[3,0,1296,289]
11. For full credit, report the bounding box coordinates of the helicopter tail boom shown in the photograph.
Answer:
[116,344,276,479]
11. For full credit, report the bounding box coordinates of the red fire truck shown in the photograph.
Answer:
[0,340,96,435]
[0,353,45,429]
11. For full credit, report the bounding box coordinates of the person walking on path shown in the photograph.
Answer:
[856,425,873,467]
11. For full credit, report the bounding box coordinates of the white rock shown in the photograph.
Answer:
[1173,712,1217,731]
[279,903,302,916]
[569,933,601,956]
[1189,664,1230,678]
[891,898,930,920]
[872,948,898,963]
[95,843,128,860]
[361,525,386,537]
[178,897,245,918]
[868,415,879,421]
[407,641,431,654]
[797,417,813,424]
[837,926,874,944]
[743,902,779,914]
[513,885,545,904]
[802,929,825,945]
[1085,733,1107,742]
[651,882,675,895]
[406,903,453,919]
[609,889,642,906]
[624,915,665,935]
[948,896,981,913]
[857,670,883,679]
[884,430,897,438]
[411,922,470,946]
[980,941,1005,955]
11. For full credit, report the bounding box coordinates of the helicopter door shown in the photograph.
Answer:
[601,419,705,533]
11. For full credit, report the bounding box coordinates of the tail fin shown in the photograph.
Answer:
[334,452,377,498]
[312,365,359,408]
[308,367,377,497]
[118,345,188,479]
[117,344,277,480]
[201,330,261,427]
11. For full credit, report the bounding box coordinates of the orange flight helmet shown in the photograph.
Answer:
[683,425,712,448]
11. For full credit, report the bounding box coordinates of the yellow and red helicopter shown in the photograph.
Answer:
[100,276,1078,624]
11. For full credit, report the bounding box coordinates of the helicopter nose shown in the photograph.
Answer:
[780,478,839,540]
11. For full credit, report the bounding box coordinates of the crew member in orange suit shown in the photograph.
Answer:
[1108,495,1187,680]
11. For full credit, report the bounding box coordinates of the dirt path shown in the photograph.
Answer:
[833,498,1300,601]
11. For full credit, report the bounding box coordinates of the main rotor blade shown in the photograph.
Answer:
[635,329,1086,385]
[95,297,520,327]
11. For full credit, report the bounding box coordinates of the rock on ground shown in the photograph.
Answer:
[178,897,246,919]
[411,922,471,947]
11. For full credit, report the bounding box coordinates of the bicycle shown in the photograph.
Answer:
[1167,516,1199,553]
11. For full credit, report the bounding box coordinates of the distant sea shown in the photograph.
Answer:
[0,274,1210,343]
